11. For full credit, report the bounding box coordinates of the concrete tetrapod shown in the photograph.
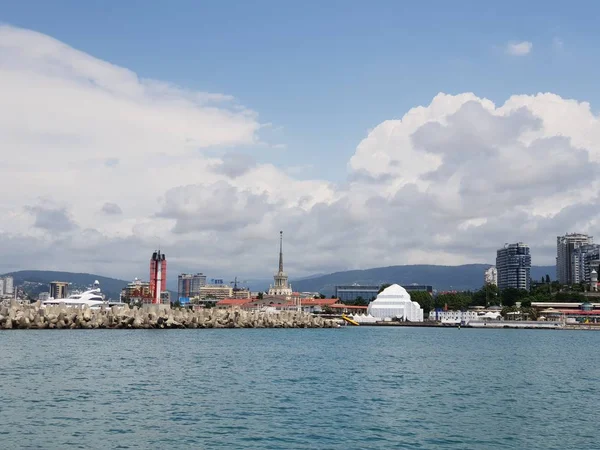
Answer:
[0,301,337,330]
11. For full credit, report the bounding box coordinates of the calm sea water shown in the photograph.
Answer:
[0,327,598,449]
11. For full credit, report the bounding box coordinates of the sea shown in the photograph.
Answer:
[0,327,598,449]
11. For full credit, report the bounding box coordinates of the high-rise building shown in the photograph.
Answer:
[484,267,498,286]
[149,250,167,304]
[50,281,69,299]
[4,276,13,295]
[178,273,207,302]
[268,231,293,296]
[496,243,531,291]
[0,278,4,296]
[556,233,593,285]
[572,244,600,284]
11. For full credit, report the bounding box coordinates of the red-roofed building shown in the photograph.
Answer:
[329,304,368,313]
[216,298,252,309]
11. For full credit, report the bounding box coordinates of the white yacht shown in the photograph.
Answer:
[42,280,107,308]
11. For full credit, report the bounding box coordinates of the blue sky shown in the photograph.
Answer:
[3,0,598,182]
[2,1,600,279]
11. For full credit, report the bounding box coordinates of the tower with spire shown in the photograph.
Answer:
[268,231,293,296]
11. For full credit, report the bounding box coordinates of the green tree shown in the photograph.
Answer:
[545,274,551,283]
[555,291,585,302]
[409,291,433,314]
[472,284,500,306]
[319,293,326,299]
[352,296,367,306]
[257,292,264,299]
[500,288,529,307]
[435,292,471,311]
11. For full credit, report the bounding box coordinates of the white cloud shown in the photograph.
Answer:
[2,25,600,283]
[506,41,533,56]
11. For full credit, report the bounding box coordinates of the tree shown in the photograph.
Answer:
[435,292,471,311]
[409,291,433,314]
[500,288,529,307]
[555,292,585,302]
[545,274,551,283]
[319,293,326,299]
[352,296,367,306]
[257,292,264,299]
[472,284,500,306]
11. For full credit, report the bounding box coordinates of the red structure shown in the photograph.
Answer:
[149,250,167,304]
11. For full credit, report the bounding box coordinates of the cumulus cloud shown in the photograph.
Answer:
[4,24,600,283]
[25,204,77,234]
[211,153,257,178]
[506,41,532,56]
[158,181,278,233]
[101,202,123,215]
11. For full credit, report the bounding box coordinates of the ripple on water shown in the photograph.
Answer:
[1,328,599,449]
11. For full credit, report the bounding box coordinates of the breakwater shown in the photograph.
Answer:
[0,302,337,329]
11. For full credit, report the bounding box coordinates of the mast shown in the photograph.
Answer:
[279,231,284,273]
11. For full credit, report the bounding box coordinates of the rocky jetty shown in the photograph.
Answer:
[0,301,337,330]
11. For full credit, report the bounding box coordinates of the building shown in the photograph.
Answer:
[335,285,379,302]
[428,310,481,324]
[199,285,233,301]
[484,266,498,286]
[120,278,153,304]
[367,284,424,321]
[231,288,251,299]
[572,244,600,284]
[496,243,531,291]
[0,278,4,296]
[149,250,167,304]
[4,276,13,295]
[38,292,50,301]
[557,234,593,285]
[178,273,207,303]
[50,281,69,299]
[268,231,293,296]
[335,284,432,302]
[405,285,434,294]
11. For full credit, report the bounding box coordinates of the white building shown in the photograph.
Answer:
[429,310,502,324]
[268,231,293,296]
[429,310,480,324]
[484,266,497,286]
[557,233,593,285]
[0,278,4,296]
[4,276,13,295]
[367,284,423,322]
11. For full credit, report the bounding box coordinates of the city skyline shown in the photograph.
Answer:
[2,3,600,280]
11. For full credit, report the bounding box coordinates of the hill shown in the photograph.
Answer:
[291,264,555,294]
[2,270,129,300]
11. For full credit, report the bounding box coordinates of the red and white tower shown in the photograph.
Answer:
[150,250,167,304]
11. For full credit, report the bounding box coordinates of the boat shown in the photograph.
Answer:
[42,280,110,309]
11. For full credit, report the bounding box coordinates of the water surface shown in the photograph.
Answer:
[1,328,598,449]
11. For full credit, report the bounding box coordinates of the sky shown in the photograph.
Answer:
[1,0,600,283]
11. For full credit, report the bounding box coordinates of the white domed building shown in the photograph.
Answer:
[367,284,424,322]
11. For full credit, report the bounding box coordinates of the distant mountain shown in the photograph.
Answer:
[2,270,129,300]
[291,264,555,294]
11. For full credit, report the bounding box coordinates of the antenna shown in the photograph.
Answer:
[278,230,284,273]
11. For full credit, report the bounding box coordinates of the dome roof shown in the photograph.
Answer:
[367,283,423,321]
[378,284,410,298]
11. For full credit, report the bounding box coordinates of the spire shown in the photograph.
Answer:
[279,230,284,273]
